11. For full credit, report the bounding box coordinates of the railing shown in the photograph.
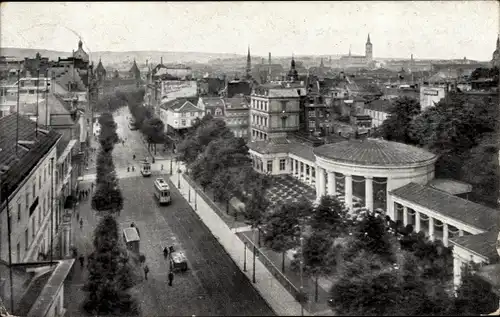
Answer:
[183,173,305,305]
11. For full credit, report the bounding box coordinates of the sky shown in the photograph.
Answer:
[1,1,499,60]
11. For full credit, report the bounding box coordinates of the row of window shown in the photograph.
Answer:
[206,108,223,116]
[251,99,269,112]
[252,129,268,141]
[252,114,268,127]
[227,118,247,125]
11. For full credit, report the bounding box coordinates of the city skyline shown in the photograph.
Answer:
[0,1,499,61]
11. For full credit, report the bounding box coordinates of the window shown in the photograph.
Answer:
[279,159,286,171]
[281,101,287,112]
[17,243,20,263]
[206,109,211,115]
[309,120,315,128]
[17,203,21,222]
[33,183,36,198]
[25,229,29,250]
[215,108,222,116]
[25,192,29,209]
[186,112,190,117]
[38,207,41,226]
[32,215,35,237]
[181,119,186,126]
[281,117,287,128]
[311,167,315,178]
[308,110,315,117]
[300,162,304,173]
[306,165,310,175]
[267,160,273,173]
[39,175,42,189]
[191,112,195,117]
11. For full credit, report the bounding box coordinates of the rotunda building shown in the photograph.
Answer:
[313,138,438,214]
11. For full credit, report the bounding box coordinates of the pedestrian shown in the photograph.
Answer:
[132,166,135,171]
[168,271,174,286]
[161,164,163,171]
[133,154,136,160]
[79,255,85,267]
[77,212,80,221]
[91,183,94,192]
[144,265,150,280]
[127,166,130,172]
[79,218,83,229]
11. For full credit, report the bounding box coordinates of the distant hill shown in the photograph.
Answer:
[0,47,244,65]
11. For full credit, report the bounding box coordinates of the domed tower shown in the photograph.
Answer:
[365,33,373,62]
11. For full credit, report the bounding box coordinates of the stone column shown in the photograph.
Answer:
[365,176,373,211]
[443,223,449,247]
[403,206,409,226]
[327,172,336,196]
[453,256,462,292]
[345,174,353,210]
[315,167,322,199]
[415,210,421,232]
[429,217,435,241]
[319,168,326,197]
[459,229,464,237]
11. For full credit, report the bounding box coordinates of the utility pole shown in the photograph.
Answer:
[50,158,54,265]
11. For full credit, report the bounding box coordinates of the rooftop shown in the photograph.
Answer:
[364,99,392,113]
[450,230,499,262]
[222,96,249,109]
[313,138,437,166]
[391,182,499,232]
[247,139,316,162]
[200,97,224,108]
[428,178,472,196]
[160,97,201,113]
[0,113,61,204]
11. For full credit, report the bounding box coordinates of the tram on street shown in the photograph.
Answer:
[154,177,171,205]
[141,158,152,177]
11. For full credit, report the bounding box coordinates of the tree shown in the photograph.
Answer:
[376,96,421,144]
[453,262,499,316]
[262,200,310,273]
[98,112,119,152]
[310,195,348,235]
[351,213,395,264]
[83,215,140,315]
[91,172,123,214]
[141,117,166,153]
[211,169,238,213]
[95,150,115,186]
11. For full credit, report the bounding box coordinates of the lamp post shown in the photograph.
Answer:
[300,236,304,316]
[252,228,257,283]
[170,159,173,175]
[194,190,197,211]
[177,168,182,189]
[243,242,248,272]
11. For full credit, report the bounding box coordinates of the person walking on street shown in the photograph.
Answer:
[79,218,83,229]
[144,265,150,280]
[79,255,85,267]
[168,271,174,286]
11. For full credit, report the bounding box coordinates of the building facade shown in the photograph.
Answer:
[222,96,250,139]
[250,85,306,141]
[0,114,61,263]
[159,98,204,132]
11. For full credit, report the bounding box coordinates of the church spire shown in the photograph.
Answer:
[320,58,324,68]
[367,33,371,44]
[246,45,252,80]
[497,35,500,49]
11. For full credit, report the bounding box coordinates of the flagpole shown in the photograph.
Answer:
[15,68,21,157]
[36,68,40,137]
[50,157,54,265]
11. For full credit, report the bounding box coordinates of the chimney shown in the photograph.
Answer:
[160,57,163,65]
[268,52,271,65]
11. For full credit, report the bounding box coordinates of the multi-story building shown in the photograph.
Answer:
[0,114,62,263]
[159,97,204,133]
[222,96,250,139]
[303,93,330,135]
[197,96,225,117]
[250,84,306,141]
[420,86,447,110]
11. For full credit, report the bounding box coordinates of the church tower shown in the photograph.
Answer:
[246,46,252,80]
[365,33,373,62]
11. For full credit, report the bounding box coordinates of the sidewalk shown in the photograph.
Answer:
[171,163,314,316]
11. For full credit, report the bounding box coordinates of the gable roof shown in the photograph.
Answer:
[391,182,500,231]
[0,113,61,204]
[176,101,202,113]
[200,97,224,108]
[160,97,199,111]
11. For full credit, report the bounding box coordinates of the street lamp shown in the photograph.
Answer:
[177,168,182,189]
[170,159,173,175]
[252,228,257,283]
[300,236,304,316]
[243,242,248,272]
[194,189,197,211]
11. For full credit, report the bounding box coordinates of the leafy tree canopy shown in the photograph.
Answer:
[376,96,421,144]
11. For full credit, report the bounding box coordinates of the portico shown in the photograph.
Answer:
[313,138,438,212]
